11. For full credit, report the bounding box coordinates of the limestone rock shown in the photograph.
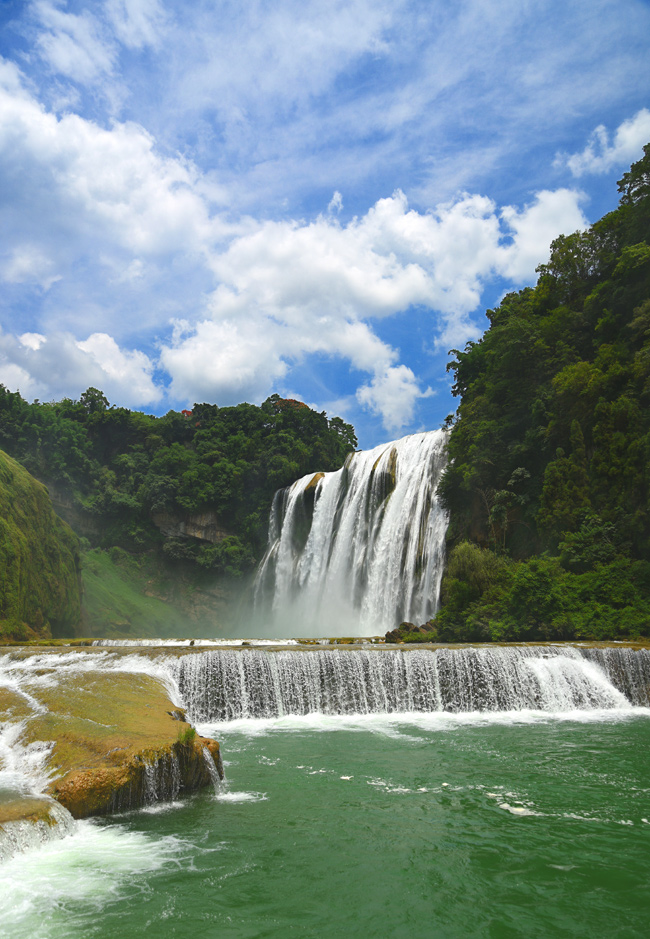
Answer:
[1,667,223,821]
[151,509,231,544]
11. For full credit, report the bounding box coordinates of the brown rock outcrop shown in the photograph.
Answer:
[151,509,231,544]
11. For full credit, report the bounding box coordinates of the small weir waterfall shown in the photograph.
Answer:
[254,429,448,635]
[172,646,650,722]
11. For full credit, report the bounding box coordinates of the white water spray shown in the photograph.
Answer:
[172,646,650,722]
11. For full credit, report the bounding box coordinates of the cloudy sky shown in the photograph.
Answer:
[0,0,649,447]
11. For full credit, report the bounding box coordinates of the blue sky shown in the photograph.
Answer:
[0,0,649,448]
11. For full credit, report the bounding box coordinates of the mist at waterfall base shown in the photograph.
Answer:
[2,646,650,936]
[251,430,448,638]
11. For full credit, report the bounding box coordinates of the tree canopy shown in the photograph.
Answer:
[0,389,357,577]
[434,144,650,641]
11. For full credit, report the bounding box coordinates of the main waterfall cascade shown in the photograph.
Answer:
[254,430,449,636]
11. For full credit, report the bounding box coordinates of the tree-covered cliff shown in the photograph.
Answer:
[0,391,356,637]
[0,450,81,640]
[435,145,650,641]
[0,390,356,578]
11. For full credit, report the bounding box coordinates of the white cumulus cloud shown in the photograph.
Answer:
[31,1,117,84]
[499,189,588,281]
[1,244,61,290]
[357,366,433,433]
[76,332,161,403]
[0,57,593,432]
[105,0,167,50]
[0,59,219,259]
[159,185,587,428]
[557,109,650,177]
[0,329,160,406]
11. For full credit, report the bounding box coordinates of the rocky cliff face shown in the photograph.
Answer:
[40,480,104,541]
[0,451,82,640]
[151,509,231,544]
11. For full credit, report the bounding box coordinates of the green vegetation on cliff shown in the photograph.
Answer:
[81,547,186,638]
[436,145,650,642]
[0,450,81,640]
[0,392,356,635]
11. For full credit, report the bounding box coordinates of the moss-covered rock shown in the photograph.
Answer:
[370,447,398,503]
[385,621,438,643]
[304,472,325,493]
[0,795,76,861]
[0,450,82,640]
[0,666,223,820]
[42,672,221,818]
[0,795,61,827]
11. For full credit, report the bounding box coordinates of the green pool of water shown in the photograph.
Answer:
[3,711,650,938]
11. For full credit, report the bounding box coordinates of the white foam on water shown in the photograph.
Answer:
[498,803,539,817]
[215,791,268,803]
[526,655,629,710]
[560,812,605,823]
[196,705,650,741]
[0,819,196,938]
[0,720,55,795]
[137,801,187,815]
[0,664,48,716]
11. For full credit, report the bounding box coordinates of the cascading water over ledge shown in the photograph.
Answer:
[172,646,650,722]
[0,650,224,839]
[253,429,448,636]
[0,798,76,863]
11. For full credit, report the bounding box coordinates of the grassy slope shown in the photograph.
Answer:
[80,547,236,638]
[81,548,188,638]
[0,450,81,640]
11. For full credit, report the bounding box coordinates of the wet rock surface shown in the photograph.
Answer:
[0,665,222,823]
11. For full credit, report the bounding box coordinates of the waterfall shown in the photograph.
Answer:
[254,429,448,636]
[141,752,182,806]
[2,643,648,854]
[0,799,76,863]
[172,646,650,722]
[0,714,77,861]
[202,747,222,793]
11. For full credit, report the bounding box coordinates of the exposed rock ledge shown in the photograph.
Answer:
[0,668,223,833]
[151,509,231,544]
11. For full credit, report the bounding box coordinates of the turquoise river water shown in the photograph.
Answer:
[2,707,650,938]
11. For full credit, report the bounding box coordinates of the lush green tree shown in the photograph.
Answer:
[436,144,650,640]
[0,387,357,576]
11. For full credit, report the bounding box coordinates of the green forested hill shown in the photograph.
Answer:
[0,391,356,572]
[435,145,650,642]
[0,391,356,637]
[0,450,81,640]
